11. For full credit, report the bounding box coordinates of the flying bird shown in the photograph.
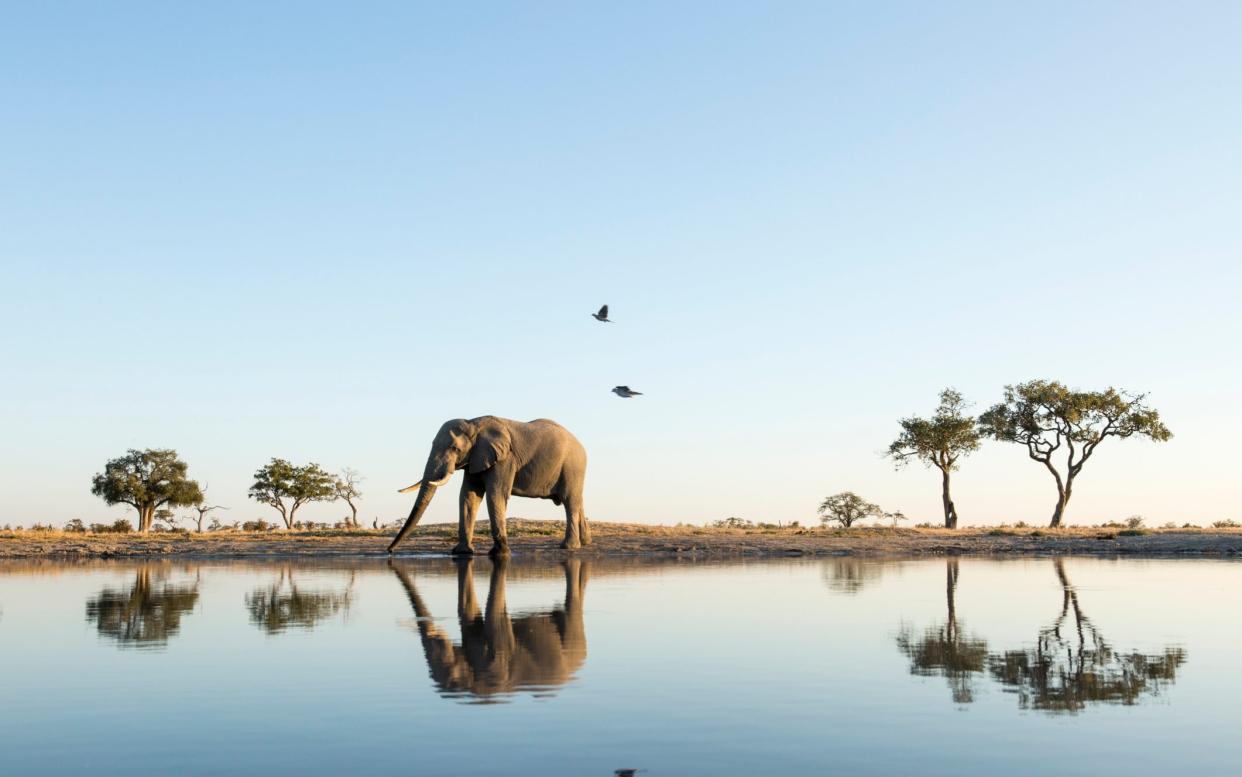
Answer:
[592,304,612,322]
[612,386,643,398]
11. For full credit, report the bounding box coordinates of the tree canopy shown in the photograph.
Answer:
[248,459,337,529]
[978,380,1171,527]
[90,449,203,533]
[887,388,980,528]
[818,491,883,528]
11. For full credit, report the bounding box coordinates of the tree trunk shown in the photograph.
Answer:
[1049,483,1072,528]
[940,468,958,529]
[283,507,296,530]
[138,505,153,533]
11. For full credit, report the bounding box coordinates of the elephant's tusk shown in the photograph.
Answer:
[397,481,423,494]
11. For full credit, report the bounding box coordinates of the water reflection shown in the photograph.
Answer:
[246,567,354,633]
[392,558,588,703]
[897,559,1187,713]
[821,558,885,594]
[84,565,200,649]
[895,560,988,703]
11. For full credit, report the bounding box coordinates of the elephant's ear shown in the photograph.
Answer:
[468,430,512,473]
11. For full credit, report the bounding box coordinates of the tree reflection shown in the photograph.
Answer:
[987,560,1186,713]
[85,566,200,648]
[392,558,588,703]
[896,559,1186,713]
[821,558,885,594]
[246,567,354,633]
[895,560,988,703]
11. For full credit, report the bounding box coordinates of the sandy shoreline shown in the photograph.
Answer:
[2,520,1240,560]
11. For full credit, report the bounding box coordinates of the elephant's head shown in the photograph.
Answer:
[388,417,513,552]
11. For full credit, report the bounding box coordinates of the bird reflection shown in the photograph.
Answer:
[84,565,200,648]
[896,558,1186,713]
[392,557,588,703]
[246,567,354,633]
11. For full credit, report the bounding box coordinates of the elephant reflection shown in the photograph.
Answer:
[392,558,588,701]
[246,567,354,633]
[85,565,200,648]
[897,559,1186,713]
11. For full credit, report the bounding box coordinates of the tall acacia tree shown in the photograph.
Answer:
[887,389,981,528]
[249,459,337,529]
[978,380,1171,528]
[91,449,203,533]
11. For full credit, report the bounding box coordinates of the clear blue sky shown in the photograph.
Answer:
[2,2,1239,528]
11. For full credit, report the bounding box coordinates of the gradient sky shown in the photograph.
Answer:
[2,2,1239,528]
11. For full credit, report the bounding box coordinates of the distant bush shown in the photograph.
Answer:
[29,523,56,531]
[1212,519,1240,529]
[242,519,275,532]
[1161,522,1178,529]
[711,517,754,529]
[1013,521,1029,529]
[914,522,936,529]
[90,519,133,533]
[64,519,87,533]
[1125,515,1145,529]
[1118,528,1148,536]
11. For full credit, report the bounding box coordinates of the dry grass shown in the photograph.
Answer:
[1,519,1240,559]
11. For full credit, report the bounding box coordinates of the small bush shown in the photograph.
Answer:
[1118,528,1148,537]
[1013,521,1029,529]
[1211,519,1240,529]
[711,517,754,529]
[29,522,55,531]
[242,519,275,532]
[1161,522,1178,530]
[64,519,87,533]
[1125,515,1145,529]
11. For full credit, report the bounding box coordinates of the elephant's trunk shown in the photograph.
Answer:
[388,482,438,552]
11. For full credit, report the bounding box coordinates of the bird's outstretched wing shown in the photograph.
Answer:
[615,385,629,391]
[598,304,609,318]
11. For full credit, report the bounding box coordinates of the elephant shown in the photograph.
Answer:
[388,416,591,556]
[391,557,589,701]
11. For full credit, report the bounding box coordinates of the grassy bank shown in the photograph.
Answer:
[2,519,1240,559]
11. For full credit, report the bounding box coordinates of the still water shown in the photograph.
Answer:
[0,556,1238,776]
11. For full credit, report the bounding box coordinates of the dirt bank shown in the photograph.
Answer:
[2,520,1240,559]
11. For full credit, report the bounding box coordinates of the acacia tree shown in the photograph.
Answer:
[978,380,1171,528]
[186,485,228,533]
[91,449,203,533]
[887,388,981,529]
[818,491,883,528]
[248,459,337,529]
[334,468,364,528]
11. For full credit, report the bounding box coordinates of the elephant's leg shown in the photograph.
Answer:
[485,485,511,557]
[578,508,592,547]
[454,481,484,556]
[561,493,586,550]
